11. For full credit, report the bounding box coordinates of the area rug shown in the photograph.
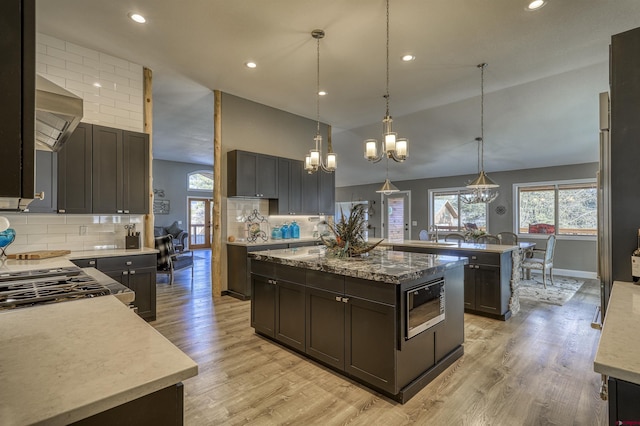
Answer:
[518,276,585,306]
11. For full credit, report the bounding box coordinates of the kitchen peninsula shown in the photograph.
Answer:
[248,246,467,403]
[387,240,533,320]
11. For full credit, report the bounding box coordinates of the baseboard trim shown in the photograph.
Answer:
[527,269,597,280]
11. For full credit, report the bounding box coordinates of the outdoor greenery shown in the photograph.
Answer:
[188,171,214,191]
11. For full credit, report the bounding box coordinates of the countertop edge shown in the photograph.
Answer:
[67,247,159,260]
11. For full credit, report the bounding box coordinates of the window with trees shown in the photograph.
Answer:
[515,179,597,237]
[429,188,488,232]
[188,171,214,191]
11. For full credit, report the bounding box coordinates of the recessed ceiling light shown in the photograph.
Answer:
[526,0,546,10]
[128,12,146,23]
[245,61,257,69]
[401,54,415,62]
[318,91,327,96]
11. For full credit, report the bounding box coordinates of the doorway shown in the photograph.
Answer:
[188,197,213,249]
[382,191,411,242]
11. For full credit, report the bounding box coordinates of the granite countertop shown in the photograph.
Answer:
[0,296,198,425]
[383,239,533,254]
[594,281,640,385]
[248,246,468,284]
[227,237,320,247]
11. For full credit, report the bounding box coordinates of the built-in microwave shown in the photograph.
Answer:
[405,278,445,340]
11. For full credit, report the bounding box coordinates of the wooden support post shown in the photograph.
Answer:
[212,90,222,297]
[143,67,155,248]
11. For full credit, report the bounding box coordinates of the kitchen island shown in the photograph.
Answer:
[248,246,467,403]
[387,240,534,320]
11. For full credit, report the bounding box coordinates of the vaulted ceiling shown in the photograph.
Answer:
[36,0,640,186]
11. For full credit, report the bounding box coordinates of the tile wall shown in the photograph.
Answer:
[0,213,145,254]
[226,199,328,242]
[36,33,144,132]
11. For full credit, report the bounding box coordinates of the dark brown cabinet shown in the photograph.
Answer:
[58,123,149,214]
[227,150,278,198]
[302,169,335,215]
[29,151,58,213]
[0,0,35,206]
[58,122,92,213]
[305,286,345,370]
[274,158,303,214]
[73,254,157,321]
[608,377,640,425]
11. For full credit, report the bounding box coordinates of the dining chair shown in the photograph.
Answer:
[497,231,518,245]
[418,229,429,241]
[476,234,500,244]
[444,233,465,242]
[521,234,556,288]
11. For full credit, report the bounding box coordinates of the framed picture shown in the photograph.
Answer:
[153,200,170,214]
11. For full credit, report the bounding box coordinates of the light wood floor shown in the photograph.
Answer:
[151,252,608,425]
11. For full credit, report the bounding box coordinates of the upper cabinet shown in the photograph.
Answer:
[58,123,149,214]
[28,151,58,213]
[275,158,303,214]
[227,150,278,198]
[302,169,335,215]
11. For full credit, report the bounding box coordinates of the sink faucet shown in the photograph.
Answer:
[429,225,439,242]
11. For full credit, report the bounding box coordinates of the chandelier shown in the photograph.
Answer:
[462,63,499,204]
[363,0,408,164]
[304,29,337,174]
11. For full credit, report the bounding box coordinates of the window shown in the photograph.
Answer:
[515,179,596,237]
[429,188,488,232]
[188,171,213,191]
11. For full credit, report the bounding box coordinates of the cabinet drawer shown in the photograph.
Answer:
[463,252,500,266]
[306,270,344,293]
[97,254,156,272]
[251,259,276,278]
[275,263,306,283]
[71,258,97,268]
[345,276,396,305]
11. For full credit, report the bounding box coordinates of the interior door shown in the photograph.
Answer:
[188,197,213,249]
[382,191,411,242]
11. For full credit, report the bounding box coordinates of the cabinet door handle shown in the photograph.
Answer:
[342,297,349,303]
[471,256,477,260]
[130,270,136,274]
[335,296,341,302]
[117,210,124,213]
[89,261,95,265]
[122,271,128,275]
[126,261,132,266]
[124,210,130,214]
[58,209,66,213]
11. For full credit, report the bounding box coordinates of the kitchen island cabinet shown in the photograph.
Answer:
[0,296,197,425]
[391,241,528,320]
[249,246,467,403]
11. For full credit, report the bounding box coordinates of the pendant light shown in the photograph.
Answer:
[304,29,337,174]
[364,0,408,164]
[462,63,499,204]
[375,157,399,194]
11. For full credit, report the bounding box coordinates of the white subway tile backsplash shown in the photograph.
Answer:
[37,33,144,132]
[27,234,67,245]
[65,41,100,61]
[46,46,83,65]
[99,52,130,70]
[65,215,101,225]
[37,33,65,49]
[9,224,48,235]
[47,224,84,234]
[26,214,66,225]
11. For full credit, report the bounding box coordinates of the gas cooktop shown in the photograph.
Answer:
[0,266,111,310]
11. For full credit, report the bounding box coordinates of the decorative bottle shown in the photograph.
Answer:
[280,222,290,240]
[271,225,281,240]
[291,221,300,239]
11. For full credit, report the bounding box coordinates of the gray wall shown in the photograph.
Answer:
[153,159,213,230]
[337,162,598,274]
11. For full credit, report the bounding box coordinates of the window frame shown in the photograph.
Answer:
[187,170,214,192]
[428,186,490,233]
[512,178,597,241]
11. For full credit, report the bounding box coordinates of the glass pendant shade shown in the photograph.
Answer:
[365,139,378,160]
[376,178,399,194]
[467,170,499,188]
[395,138,408,159]
[304,155,313,172]
[326,152,337,171]
[385,132,396,151]
[309,149,320,166]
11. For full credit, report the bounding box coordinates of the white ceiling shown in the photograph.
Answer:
[35,0,640,187]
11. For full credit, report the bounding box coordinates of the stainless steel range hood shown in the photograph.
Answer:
[35,75,83,151]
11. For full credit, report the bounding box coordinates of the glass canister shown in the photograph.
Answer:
[271,225,281,240]
[290,221,300,239]
[280,222,290,239]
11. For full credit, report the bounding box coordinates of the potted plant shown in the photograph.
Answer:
[321,204,382,258]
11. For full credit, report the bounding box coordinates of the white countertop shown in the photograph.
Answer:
[594,281,640,385]
[67,247,158,259]
[0,296,197,425]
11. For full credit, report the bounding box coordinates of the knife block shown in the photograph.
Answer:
[126,235,141,250]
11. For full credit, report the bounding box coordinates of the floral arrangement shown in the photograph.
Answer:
[464,227,486,241]
[321,204,382,258]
